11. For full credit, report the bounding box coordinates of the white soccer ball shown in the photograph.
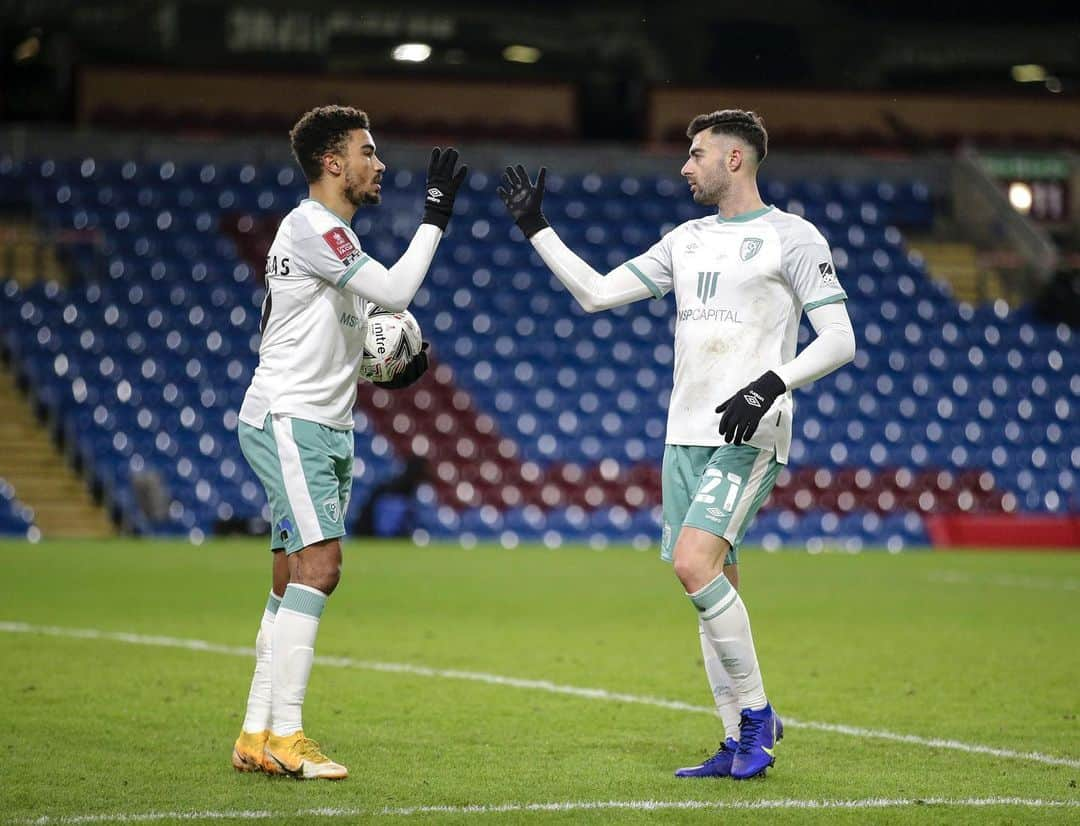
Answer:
[360,306,423,383]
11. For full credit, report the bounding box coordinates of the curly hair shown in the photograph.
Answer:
[289,105,371,183]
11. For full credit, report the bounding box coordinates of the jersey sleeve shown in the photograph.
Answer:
[621,230,676,298]
[293,223,375,289]
[781,229,848,312]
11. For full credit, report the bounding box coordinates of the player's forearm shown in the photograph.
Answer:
[774,303,856,390]
[531,228,652,312]
[340,224,443,310]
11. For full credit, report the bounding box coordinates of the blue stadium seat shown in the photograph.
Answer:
[5,159,1076,542]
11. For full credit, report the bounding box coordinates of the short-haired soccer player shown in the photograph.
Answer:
[231,105,467,779]
[499,110,855,779]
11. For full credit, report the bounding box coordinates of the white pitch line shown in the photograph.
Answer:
[13,797,1080,824]
[2,621,1079,771]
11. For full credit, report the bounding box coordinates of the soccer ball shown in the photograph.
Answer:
[360,306,423,383]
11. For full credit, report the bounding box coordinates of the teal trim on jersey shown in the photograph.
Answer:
[302,198,352,229]
[803,292,848,312]
[625,261,663,299]
[715,205,773,224]
[336,254,371,288]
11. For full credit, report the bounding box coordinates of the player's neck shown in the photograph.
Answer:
[715,183,765,221]
[307,185,358,225]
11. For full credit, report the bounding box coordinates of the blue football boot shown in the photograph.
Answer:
[674,737,739,778]
[731,704,783,779]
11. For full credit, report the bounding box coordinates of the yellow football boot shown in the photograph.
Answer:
[232,730,270,773]
[264,731,348,780]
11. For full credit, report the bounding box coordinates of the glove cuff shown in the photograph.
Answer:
[758,370,787,398]
[517,212,550,239]
[422,207,451,232]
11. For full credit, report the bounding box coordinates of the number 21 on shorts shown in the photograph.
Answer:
[694,469,743,513]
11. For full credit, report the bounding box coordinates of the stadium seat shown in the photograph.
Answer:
[2,156,1077,545]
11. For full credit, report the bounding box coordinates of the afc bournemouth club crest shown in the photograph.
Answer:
[323,500,339,523]
[740,237,763,261]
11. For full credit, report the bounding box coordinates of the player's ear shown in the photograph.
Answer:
[323,152,343,177]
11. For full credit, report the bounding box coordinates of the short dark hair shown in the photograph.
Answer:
[686,109,768,164]
[289,105,371,183]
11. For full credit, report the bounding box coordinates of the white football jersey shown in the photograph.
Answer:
[239,199,373,431]
[623,206,847,462]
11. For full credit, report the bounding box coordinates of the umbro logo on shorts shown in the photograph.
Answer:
[705,507,726,522]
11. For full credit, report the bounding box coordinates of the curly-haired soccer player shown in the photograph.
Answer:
[232,105,467,779]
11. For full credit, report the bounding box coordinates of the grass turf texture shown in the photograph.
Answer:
[1,539,1077,825]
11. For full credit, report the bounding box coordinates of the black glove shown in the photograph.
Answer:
[715,370,786,445]
[374,342,430,390]
[422,148,468,231]
[497,164,550,238]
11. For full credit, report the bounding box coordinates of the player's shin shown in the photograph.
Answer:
[270,583,327,737]
[688,574,768,711]
[240,590,281,733]
[698,618,743,741]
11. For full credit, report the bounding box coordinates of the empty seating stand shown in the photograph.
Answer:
[0,154,1075,549]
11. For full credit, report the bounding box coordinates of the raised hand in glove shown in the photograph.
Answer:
[374,342,430,390]
[715,370,786,445]
[497,164,550,238]
[422,148,468,231]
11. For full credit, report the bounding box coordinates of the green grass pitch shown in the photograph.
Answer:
[1,539,1078,824]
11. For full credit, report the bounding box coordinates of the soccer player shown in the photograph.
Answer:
[231,105,467,779]
[499,110,855,779]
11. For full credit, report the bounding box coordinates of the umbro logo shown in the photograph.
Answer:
[744,391,765,408]
[426,187,444,202]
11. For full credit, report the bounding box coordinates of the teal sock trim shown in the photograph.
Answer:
[688,573,733,613]
[281,584,327,619]
[701,589,739,620]
[266,592,282,616]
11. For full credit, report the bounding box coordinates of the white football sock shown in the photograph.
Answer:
[689,573,768,712]
[271,583,327,737]
[241,591,281,733]
[698,618,742,741]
